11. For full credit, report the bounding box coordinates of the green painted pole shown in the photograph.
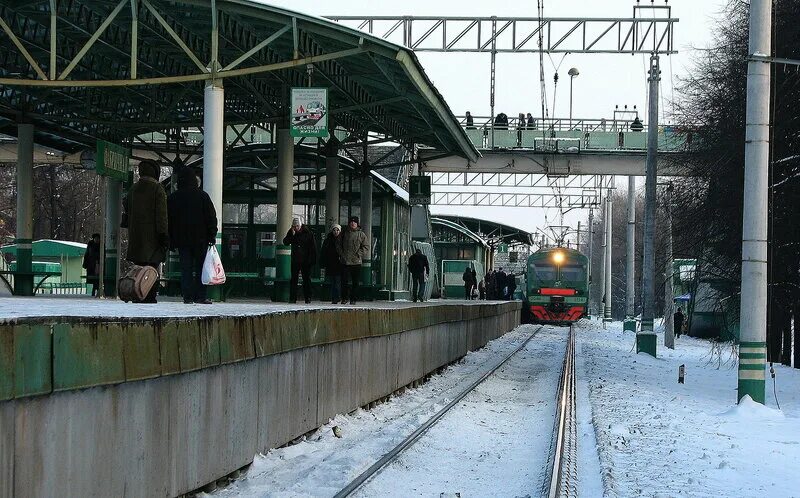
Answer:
[103,178,122,297]
[14,123,34,296]
[275,244,291,302]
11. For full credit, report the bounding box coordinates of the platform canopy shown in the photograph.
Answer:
[0,0,478,162]
[433,215,534,246]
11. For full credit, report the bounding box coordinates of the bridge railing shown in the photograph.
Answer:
[457,116,694,152]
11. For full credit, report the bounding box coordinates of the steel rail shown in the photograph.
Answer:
[334,326,543,498]
[546,324,578,498]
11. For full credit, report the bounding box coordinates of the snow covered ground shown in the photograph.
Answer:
[146,315,798,498]
[577,319,800,498]
[208,324,565,498]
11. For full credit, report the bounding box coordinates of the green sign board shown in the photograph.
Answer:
[96,140,131,181]
[409,175,431,205]
[498,243,509,253]
[290,87,329,138]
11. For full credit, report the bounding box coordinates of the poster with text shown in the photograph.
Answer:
[290,87,329,138]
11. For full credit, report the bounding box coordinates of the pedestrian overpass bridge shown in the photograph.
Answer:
[420,116,694,176]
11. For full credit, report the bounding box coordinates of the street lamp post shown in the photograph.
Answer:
[568,67,579,130]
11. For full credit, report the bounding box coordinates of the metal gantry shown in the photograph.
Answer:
[431,172,612,189]
[431,191,600,208]
[324,16,677,54]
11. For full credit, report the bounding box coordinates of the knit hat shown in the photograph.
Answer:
[292,217,303,226]
[348,216,360,225]
[331,224,342,232]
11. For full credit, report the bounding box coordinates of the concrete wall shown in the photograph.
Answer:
[0,302,520,497]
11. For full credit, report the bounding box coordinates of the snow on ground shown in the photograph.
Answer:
[577,319,800,498]
[354,325,567,498]
[208,324,563,498]
[0,296,496,321]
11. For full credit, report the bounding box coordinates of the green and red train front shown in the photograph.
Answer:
[526,247,589,323]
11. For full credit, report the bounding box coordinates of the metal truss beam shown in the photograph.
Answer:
[430,172,612,189]
[431,191,601,208]
[325,16,677,54]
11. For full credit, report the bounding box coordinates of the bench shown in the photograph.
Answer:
[0,270,62,295]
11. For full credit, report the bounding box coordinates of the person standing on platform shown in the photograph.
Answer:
[121,159,168,303]
[82,233,101,297]
[478,275,487,300]
[167,168,218,304]
[283,217,317,304]
[407,248,430,302]
[462,267,474,300]
[507,272,517,300]
[338,215,369,305]
[674,306,685,338]
[321,224,344,304]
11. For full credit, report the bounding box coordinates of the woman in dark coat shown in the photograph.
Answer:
[83,233,101,296]
[321,224,344,304]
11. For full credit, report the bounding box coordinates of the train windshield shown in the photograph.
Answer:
[533,264,557,280]
[560,264,586,282]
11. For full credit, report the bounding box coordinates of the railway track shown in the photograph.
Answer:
[333,324,578,498]
[334,326,544,498]
[545,324,578,498]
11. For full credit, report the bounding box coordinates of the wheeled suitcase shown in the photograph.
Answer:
[118,265,158,302]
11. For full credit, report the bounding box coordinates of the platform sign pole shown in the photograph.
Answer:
[738,0,771,404]
[275,127,294,302]
[638,55,660,357]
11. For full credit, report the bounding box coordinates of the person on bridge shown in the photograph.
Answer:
[82,233,101,297]
[321,224,344,304]
[494,112,508,130]
[121,160,168,303]
[465,111,475,130]
[674,306,685,338]
[283,217,317,304]
[407,248,430,302]
[338,216,369,305]
[167,168,218,304]
[526,113,536,130]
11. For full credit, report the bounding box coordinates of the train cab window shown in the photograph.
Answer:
[560,264,586,281]
[533,264,557,280]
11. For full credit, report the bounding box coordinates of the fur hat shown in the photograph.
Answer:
[292,217,303,226]
[348,216,360,225]
[331,224,342,232]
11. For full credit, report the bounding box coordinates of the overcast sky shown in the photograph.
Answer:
[261,0,727,238]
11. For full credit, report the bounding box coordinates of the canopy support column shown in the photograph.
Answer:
[15,123,34,296]
[325,149,340,230]
[275,127,294,302]
[360,165,373,294]
[203,79,224,300]
[104,178,122,297]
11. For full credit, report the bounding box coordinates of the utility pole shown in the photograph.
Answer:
[587,208,594,318]
[624,176,636,332]
[600,201,607,326]
[664,184,675,349]
[604,195,613,323]
[638,54,660,357]
[738,0,771,404]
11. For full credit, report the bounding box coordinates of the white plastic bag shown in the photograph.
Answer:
[201,246,226,285]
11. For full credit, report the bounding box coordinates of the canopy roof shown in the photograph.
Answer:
[432,215,534,246]
[0,1,478,162]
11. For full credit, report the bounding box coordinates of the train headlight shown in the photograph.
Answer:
[552,251,565,264]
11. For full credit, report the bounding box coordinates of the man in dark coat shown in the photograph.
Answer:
[321,224,344,304]
[82,233,101,297]
[674,306,685,338]
[407,248,430,302]
[283,217,317,303]
[167,167,218,304]
[507,272,517,300]
[121,160,168,303]
[462,267,474,300]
